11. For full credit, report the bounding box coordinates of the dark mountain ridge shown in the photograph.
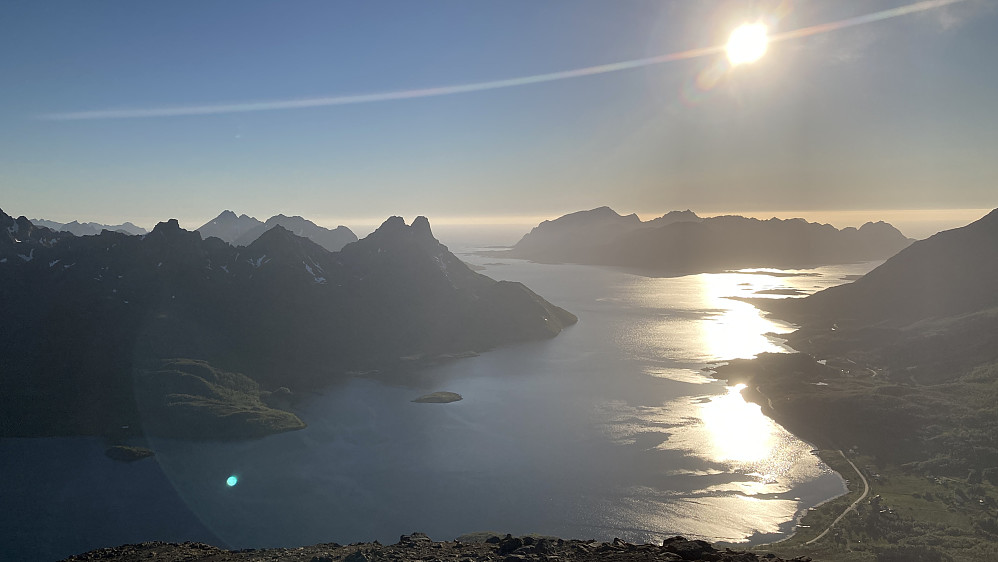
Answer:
[509,206,701,263]
[233,213,358,251]
[195,209,262,242]
[197,210,357,252]
[505,207,912,274]
[747,208,998,379]
[777,208,998,327]
[0,208,576,438]
[29,218,148,236]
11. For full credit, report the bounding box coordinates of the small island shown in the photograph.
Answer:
[754,288,808,296]
[104,445,155,462]
[411,392,463,403]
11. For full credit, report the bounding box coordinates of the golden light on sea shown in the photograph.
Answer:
[700,383,777,464]
[726,23,769,65]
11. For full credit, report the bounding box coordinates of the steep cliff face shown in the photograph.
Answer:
[0,210,576,437]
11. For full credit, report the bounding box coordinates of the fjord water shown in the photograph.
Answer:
[2,254,878,559]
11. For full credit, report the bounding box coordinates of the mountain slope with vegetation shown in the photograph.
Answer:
[717,209,998,561]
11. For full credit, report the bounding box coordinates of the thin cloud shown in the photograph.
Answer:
[38,0,970,121]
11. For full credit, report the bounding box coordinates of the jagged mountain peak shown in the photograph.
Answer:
[242,225,334,272]
[144,219,205,253]
[151,218,184,235]
[363,216,439,249]
[2,211,70,247]
[212,213,357,252]
[379,215,407,230]
[265,213,301,223]
[249,223,294,246]
[411,215,433,238]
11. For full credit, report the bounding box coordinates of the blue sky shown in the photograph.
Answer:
[1,0,996,230]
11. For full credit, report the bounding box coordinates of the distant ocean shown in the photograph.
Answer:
[1,252,881,561]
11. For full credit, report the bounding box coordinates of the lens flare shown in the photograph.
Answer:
[726,23,769,66]
[226,475,238,487]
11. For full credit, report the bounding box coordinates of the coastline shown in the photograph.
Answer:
[711,324,998,560]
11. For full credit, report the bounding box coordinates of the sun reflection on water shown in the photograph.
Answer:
[700,384,775,464]
[695,273,795,361]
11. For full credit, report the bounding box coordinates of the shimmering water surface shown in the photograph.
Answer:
[2,256,880,560]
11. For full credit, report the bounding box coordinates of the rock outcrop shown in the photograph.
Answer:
[60,533,812,562]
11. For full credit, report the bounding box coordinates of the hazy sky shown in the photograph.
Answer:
[2,0,996,229]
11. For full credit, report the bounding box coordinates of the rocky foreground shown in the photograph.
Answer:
[61,533,810,562]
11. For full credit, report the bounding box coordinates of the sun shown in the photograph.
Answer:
[726,23,769,66]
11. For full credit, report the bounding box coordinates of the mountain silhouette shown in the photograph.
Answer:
[198,210,357,252]
[196,210,263,242]
[28,218,148,236]
[785,208,998,326]
[509,206,700,263]
[505,208,911,274]
[0,209,575,438]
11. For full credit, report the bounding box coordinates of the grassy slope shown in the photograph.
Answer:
[715,353,998,562]
[135,358,306,439]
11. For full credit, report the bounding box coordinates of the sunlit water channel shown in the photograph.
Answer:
[1,255,880,560]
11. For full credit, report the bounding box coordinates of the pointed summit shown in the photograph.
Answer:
[362,216,441,252]
[411,216,433,240]
[244,224,332,265]
[377,215,407,233]
[197,211,264,244]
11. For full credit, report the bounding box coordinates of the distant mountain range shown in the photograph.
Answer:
[0,208,576,438]
[509,206,701,264]
[757,207,998,376]
[502,207,913,274]
[29,218,148,236]
[197,210,357,252]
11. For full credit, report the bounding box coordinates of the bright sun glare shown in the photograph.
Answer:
[726,23,769,66]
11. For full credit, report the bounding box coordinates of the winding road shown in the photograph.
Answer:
[749,384,871,547]
[804,450,870,545]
